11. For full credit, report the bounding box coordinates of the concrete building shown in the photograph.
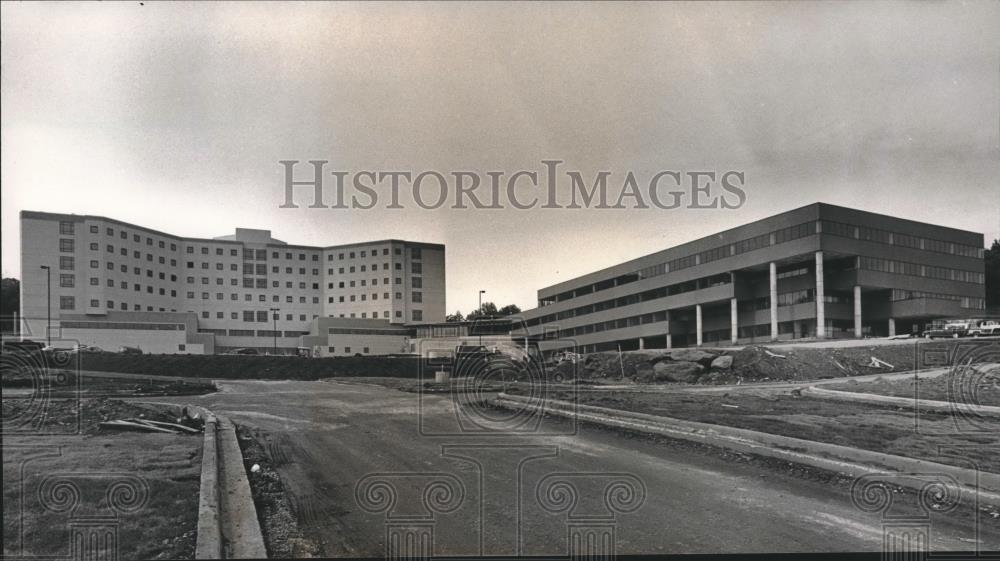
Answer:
[19,211,445,353]
[514,203,986,352]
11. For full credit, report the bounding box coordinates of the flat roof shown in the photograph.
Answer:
[20,210,444,251]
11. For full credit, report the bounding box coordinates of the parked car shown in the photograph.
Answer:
[225,348,259,356]
[924,321,973,339]
[969,320,1000,337]
[74,344,106,353]
[118,346,143,355]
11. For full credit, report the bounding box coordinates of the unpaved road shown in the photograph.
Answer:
[143,379,999,556]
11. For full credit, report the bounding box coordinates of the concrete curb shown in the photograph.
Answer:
[802,385,1000,417]
[216,416,267,559]
[494,393,1000,504]
[195,414,221,559]
[190,406,266,559]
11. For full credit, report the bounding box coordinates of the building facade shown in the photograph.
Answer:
[514,203,986,352]
[19,211,445,353]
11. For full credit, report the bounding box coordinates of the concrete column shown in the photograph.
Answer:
[815,251,825,339]
[888,318,896,338]
[769,262,778,341]
[638,338,645,350]
[730,297,738,345]
[854,285,862,338]
[666,334,672,349]
[695,304,703,347]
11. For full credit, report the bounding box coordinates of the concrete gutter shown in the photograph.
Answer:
[801,385,1000,418]
[494,393,1000,503]
[192,407,267,559]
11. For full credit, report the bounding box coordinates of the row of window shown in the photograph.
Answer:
[327,327,414,336]
[857,256,984,284]
[526,273,732,328]
[545,221,817,306]
[62,320,184,331]
[327,292,410,303]
[186,291,321,304]
[889,289,985,310]
[59,296,174,313]
[821,220,982,258]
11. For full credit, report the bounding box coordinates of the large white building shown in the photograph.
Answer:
[19,211,445,354]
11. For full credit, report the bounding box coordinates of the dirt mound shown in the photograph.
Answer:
[550,341,938,385]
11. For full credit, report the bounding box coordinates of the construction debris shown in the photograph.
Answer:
[764,350,787,359]
[867,357,894,369]
[99,417,202,434]
[100,420,179,433]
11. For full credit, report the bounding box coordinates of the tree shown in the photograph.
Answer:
[497,304,522,317]
[466,302,522,320]
[466,302,498,320]
[445,310,465,322]
[0,278,20,334]
[986,239,1000,310]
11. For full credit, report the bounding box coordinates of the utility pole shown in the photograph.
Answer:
[269,308,280,355]
[40,265,51,346]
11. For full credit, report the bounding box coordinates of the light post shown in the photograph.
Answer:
[478,290,486,347]
[269,308,280,355]
[39,265,51,346]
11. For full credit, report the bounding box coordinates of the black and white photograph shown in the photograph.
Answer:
[2,2,999,560]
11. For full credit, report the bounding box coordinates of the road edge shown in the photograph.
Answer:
[494,393,1000,504]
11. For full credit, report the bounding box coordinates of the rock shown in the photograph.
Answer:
[710,355,733,370]
[668,349,718,364]
[652,361,703,383]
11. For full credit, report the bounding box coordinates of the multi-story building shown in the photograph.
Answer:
[19,211,445,354]
[514,203,986,352]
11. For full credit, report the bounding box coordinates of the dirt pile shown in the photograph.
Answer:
[548,341,938,385]
[1,397,188,433]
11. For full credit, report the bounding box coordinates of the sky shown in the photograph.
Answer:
[2,1,998,314]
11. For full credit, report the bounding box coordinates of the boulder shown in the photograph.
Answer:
[710,355,734,370]
[652,361,703,383]
[668,349,719,365]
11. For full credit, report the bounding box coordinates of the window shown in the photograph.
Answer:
[412,262,422,274]
[412,292,422,303]
[412,277,422,288]
[256,311,268,322]
[59,274,75,288]
[59,221,75,235]
[89,225,99,234]
[59,238,75,252]
[59,296,75,310]
[412,310,423,321]
[90,277,99,286]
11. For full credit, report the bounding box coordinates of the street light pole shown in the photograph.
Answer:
[39,265,51,346]
[269,308,280,355]
[478,289,486,347]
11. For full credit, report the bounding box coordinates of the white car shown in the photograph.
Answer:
[969,320,1000,337]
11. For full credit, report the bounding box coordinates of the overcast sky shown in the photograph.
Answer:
[2,1,998,313]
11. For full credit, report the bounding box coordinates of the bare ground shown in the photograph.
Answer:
[523,389,1000,473]
[2,399,202,560]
